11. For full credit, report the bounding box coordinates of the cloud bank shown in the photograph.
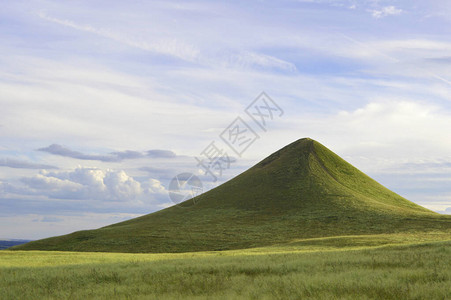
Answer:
[19,167,166,202]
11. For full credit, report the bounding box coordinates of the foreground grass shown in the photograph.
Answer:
[1,235,450,299]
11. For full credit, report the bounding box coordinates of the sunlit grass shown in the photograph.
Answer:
[1,236,450,299]
[3,232,450,268]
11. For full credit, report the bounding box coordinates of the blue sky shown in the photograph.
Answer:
[1,0,451,239]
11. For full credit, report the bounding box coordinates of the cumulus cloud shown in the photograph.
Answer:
[103,170,143,201]
[21,174,82,193]
[0,158,58,169]
[339,101,451,147]
[372,6,403,18]
[145,178,167,194]
[21,168,145,201]
[38,144,177,162]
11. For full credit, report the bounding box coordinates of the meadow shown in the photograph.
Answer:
[2,233,450,299]
[5,140,451,299]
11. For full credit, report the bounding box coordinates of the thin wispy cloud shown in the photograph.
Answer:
[227,51,297,72]
[371,6,403,18]
[147,150,177,159]
[38,144,177,162]
[0,158,58,170]
[39,144,122,162]
[37,11,200,62]
[339,34,451,87]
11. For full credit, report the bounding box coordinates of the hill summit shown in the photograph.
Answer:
[14,138,450,253]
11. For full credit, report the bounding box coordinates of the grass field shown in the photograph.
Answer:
[2,233,450,299]
[6,139,451,298]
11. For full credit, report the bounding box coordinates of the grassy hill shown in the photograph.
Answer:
[13,138,451,253]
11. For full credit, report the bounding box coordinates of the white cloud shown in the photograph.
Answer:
[20,167,144,201]
[276,100,451,174]
[376,39,451,51]
[37,12,200,62]
[146,178,167,194]
[22,174,83,192]
[0,55,231,152]
[372,6,403,18]
[103,170,142,201]
[340,101,451,155]
[226,51,297,72]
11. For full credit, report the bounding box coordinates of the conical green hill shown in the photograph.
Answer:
[14,138,451,253]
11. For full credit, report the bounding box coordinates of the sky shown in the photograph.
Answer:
[1,0,450,239]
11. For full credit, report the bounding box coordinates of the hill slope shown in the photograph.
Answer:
[14,138,451,253]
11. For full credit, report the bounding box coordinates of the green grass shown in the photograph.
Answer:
[2,235,451,299]
[13,138,451,253]
[6,138,451,299]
